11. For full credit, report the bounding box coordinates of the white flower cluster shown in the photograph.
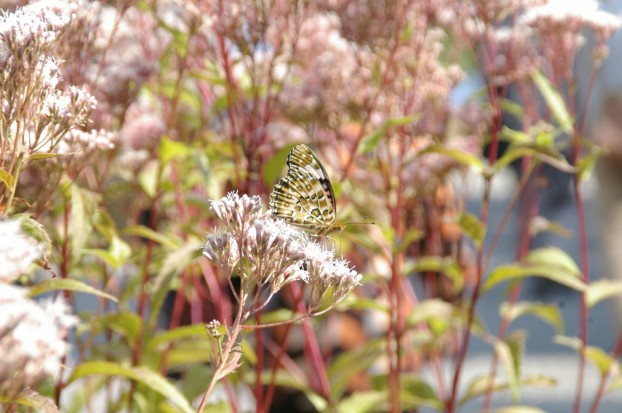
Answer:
[0,284,77,396]
[204,192,362,311]
[0,218,77,396]
[0,219,42,283]
[0,3,72,52]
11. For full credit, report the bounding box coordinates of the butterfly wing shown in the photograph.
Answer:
[270,144,337,234]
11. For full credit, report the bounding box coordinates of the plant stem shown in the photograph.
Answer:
[197,292,248,413]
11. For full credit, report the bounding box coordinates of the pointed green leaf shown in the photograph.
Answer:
[500,301,564,334]
[27,152,63,160]
[336,391,387,413]
[139,160,160,198]
[97,312,142,346]
[359,114,421,154]
[159,136,191,164]
[487,336,520,402]
[532,71,573,133]
[14,213,53,261]
[328,339,385,400]
[68,361,193,413]
[123,225,181,248]
[606,375,622,394]
[458,211,486,247]
[148,239,202,327]
[586,279,622,308]
[409,256,464,292]
[28,278,117,302]
[0,388,58,412]
[459,375,556,406]
[400,375,443,411]
[407,299,454,327]
[554,335,616,375]
[0,167,14,188]
[147,324,208,352]
[421,145,485,172]
[483,247,585,293]
[264,143,297,188]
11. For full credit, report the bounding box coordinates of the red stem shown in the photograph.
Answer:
[571,167,590,413]
[260,324,293,413]
[254,308,265,411]
[54,198,72,406]
[287,283,332,402]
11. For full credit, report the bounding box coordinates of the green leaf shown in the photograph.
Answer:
[159,136,191,164]
[487,336,521,402]
[68,361,193,413]
[459,375,556,406]
[586,279,622,308]
[124,225,181,248]
[13,213,53,261]
[393,228,423,254]
[495,145,576,174]
[29,278,117,302]
[359,114,421,154]
[421,145,485,173]
[343,297,389,312]
[500,301,564,334]
[0,388,59,412]
[407,299,454,327]
[458,211,486,247]
[147,324,208,352]
[264,143,297,188]
[400,375,443,411]
[83,235,131,268]
[483,247,585,293]
[554,335,617,375]
[148,239,202,327]
[0,167,14,188]
[500,99,525,120]
[248,308,298,326]
[69,185,89,260]
[577,147,605,182]
[532,71,573,133]
[606,375,622,394]
[336,391,387,413]
[96,312,143,346]
[410,257,464,293]
[500,126,532,145]
[166,341,213,366]
[27,152,63,160]
[328,339,385,400]
[139,159,160,198]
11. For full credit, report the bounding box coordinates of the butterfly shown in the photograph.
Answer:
[270,144,345,235]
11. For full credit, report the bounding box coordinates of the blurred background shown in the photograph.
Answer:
[2,1,622,412]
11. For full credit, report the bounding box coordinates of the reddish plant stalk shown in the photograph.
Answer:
[254,308,265,411]
[447,89,502,412]
[571,130,591,413]
[54,199,72,406]
[288,282,332,403]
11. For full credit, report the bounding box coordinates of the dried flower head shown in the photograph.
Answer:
[0,284,77,396]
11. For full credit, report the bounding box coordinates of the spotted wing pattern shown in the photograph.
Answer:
[270,144,340,235]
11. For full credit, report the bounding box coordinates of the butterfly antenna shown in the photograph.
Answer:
[344,216,376,226]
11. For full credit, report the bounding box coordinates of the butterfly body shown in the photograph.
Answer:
[270,144,344,235]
